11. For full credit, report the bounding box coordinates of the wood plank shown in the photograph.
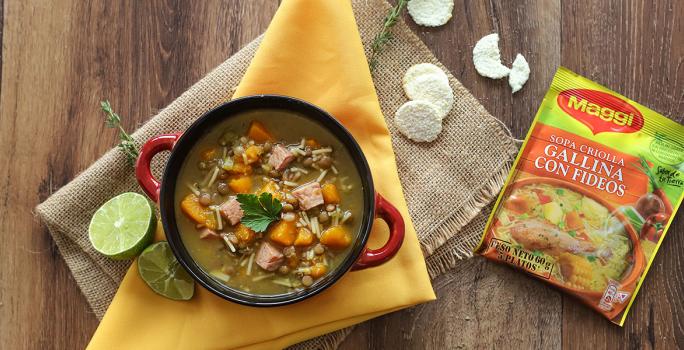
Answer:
[0,0,3,89]
[0,1,276,349]
[342,0,563,348]
[560,1,684,348]
[343,259,563,349]
[0,2,81,348]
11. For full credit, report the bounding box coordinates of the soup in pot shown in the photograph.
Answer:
[174,109,364,295]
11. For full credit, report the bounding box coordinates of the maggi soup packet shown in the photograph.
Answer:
[476,67,684,325]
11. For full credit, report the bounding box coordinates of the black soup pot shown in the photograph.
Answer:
[135,95,405,306]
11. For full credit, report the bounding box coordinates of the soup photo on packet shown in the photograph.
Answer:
[495,180,638,293]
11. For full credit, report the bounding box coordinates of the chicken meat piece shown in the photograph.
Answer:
[510,219,595,256]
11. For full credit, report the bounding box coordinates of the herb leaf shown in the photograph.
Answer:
[368,0,408,71]
[100,100,139,165]
[236,193,282,232]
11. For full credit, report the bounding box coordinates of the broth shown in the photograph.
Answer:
[174,109,364,295]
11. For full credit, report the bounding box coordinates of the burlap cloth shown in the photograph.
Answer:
[35,0,518,348]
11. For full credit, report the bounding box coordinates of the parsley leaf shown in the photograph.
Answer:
[236,193,282,232]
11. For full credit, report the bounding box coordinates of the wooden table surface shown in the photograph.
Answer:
[1,0,682,349]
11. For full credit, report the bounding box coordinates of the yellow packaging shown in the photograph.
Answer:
[475,67,684,325]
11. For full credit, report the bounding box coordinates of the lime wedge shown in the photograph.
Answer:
[88,192,155,260]
[137,241,195,300]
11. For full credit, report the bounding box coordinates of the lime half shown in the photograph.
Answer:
[137,241,194,300]
[88,192,155,260]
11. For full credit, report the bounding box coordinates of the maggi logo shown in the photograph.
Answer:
[557,89,644,134]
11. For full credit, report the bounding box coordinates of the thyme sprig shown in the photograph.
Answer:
[368,0,408,71]
[100,100,138,165]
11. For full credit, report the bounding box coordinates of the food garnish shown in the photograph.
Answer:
[88,192,155,260]
[138,241,195,301]
[394,100,443,142]
[508,54,530,93]
[368,0,408,70]
[472,33,511,79]
[396,63,453,141]
[236,192,283,232]
[403,63,448,88]
[472,34,530,93]
[407,0,454,27]
[100,100,139,165]
[403,73,454,119]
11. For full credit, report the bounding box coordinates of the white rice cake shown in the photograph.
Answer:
[394,100,443,142]
[403,74,454,119]
[472,33,510,79]
[402,63,449,87]
[407,0,454,27]
[509,53,530,93]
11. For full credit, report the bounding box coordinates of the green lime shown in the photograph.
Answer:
[88,192,156,260]
[137,241,195,300]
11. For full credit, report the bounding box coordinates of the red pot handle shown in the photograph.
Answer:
[135,133,182,202]
[352,193,405,270]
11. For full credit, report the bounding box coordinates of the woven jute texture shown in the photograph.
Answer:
[35,0,518,348]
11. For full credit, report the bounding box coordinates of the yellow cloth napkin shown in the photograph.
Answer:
[87,0,435,348]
